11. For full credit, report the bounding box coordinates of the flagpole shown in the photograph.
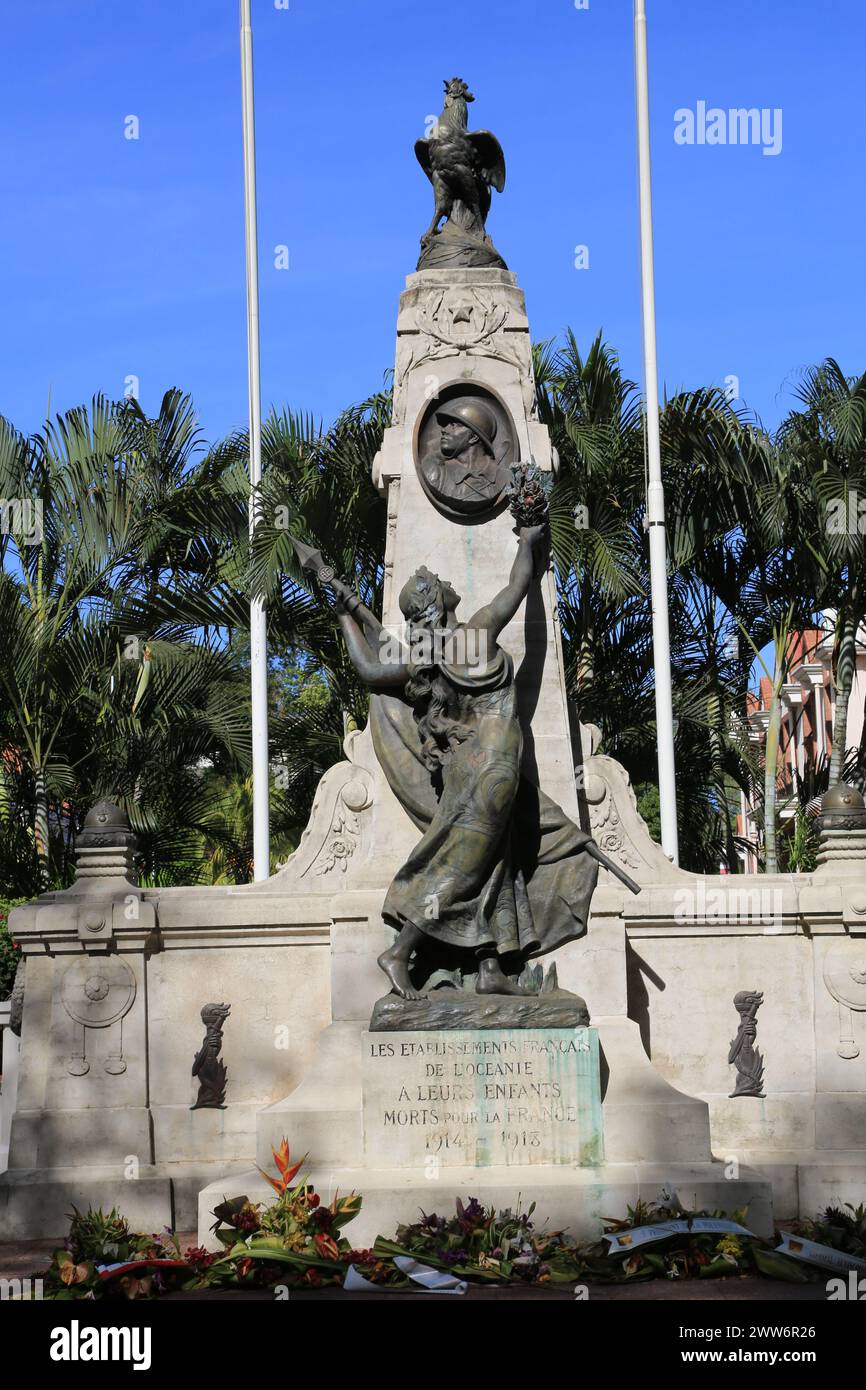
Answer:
[240,0,270,880]
[634,0,679,863]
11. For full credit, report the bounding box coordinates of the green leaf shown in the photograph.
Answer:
[753,1248,814,1283]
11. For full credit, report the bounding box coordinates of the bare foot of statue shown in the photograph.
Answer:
[476,957,534,995]
[377,946,424,1001]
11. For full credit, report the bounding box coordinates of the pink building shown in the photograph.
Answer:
[736,616,866,870]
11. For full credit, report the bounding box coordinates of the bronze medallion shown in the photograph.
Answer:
[415,386,516,519]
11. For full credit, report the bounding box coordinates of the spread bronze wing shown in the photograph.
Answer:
[469,130,506,192]
[414,138,433,183]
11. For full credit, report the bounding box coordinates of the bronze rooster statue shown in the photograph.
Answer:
[414,78,507,271]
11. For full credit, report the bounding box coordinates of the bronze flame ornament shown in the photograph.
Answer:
[191,1002,231,1110]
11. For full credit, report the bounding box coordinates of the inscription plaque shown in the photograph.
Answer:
[361,1027,603,1168]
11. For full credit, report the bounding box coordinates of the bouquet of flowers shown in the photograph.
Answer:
[574,1199,812,1285]
[373,1196,584,1284]
[200,1139,366,1290]
[42,1206,209,1300]
[36,1156,842,1298]
[505,460,553,528]
[792,1202,866,1261]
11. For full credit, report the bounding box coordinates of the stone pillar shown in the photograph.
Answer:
[371,268,579,818]
[0,801,166,1237]
[781,683,805,782]
[794,663,827,767]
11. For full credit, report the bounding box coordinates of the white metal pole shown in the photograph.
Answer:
[240,0,270,880]
[634,0,679,863]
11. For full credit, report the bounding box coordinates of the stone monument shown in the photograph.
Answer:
[197,78,773,1245]
[8,79,865,1246]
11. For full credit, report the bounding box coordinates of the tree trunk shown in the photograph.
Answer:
[33,766,50,890]
[829,612,857,785]
[708,692,737,871]
[763,694,782,874]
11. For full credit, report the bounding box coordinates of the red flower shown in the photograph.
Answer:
[236,1257,254,1279]
[184,1246,216,1269]
[257,1136,306,1195]
[313,1234,340,1261]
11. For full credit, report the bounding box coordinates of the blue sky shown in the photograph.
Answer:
[2,0,864,443]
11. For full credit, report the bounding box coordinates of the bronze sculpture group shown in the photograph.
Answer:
[331,525,599,1001]
[287,79,638,1011]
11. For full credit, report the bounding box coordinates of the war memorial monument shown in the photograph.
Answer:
[2,79,865,1249]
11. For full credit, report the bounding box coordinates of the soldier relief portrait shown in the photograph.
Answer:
[416,387,514,518]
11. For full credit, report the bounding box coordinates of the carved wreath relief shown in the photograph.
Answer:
[394,285,533,425]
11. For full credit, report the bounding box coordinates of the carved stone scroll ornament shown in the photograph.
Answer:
[584,776,642,873]
[824,942,866,1059]
[273,726,374,883]
[314,779,371,875]
[578,724,683,886]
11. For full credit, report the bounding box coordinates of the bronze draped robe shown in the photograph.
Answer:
[369,646,597,960]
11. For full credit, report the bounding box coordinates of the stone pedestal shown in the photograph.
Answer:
[213,942,772,1250]
[239,901,768,1253]
[199,1160,775,1251]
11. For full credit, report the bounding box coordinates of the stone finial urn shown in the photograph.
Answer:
[74,799,139,887]
[816,784,866,874]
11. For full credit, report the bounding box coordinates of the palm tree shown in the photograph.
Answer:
[659,388,766,869]
[244,392,391,759]
[536,333,769,869]
[0,392,253,892]
[536,334,650,754]
[126,389,393,880]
